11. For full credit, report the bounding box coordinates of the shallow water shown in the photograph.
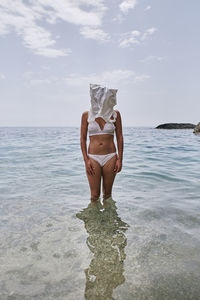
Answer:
[0,127,200,299]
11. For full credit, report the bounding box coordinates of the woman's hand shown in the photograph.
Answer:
[114,158,122,173]
[85,158,95,176]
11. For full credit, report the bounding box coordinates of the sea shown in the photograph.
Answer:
[0,126,200,300]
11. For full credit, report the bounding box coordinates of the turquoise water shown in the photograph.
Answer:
[0,127,200,299]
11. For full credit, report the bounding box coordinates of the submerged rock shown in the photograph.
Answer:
[193,122,200,134]
[155,123,196,129]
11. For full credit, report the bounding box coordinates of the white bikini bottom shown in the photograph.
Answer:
[88,152,117,167]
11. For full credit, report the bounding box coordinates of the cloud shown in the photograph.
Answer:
[133,74,151,82]
[0,0,107,57]
[139,56,166,63]
[145,5,151,11]
[23,69,150,87]
[63,69,150,87]
[141,27,157,41]
[119,27,157,48]
[119,30,140,48]
[112,14,124,24]
[0,73,6,80]
[114,0,137,23]
[80,26,110,41]
[23,71,35,79]
[119,0,137,14]
[23,71,59,86]
[36,0,106,27]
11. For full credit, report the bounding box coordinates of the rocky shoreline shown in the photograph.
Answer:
[155,122,200,134]
[193,122,200,134]
[155,123,196,129]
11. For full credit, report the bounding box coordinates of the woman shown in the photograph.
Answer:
[80,83,123,202]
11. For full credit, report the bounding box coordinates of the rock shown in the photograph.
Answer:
[155,123,196,129]
[193,122,200,134]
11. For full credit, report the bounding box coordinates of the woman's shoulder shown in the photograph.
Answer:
[113,110,122,125]
[114,109,121,117]
[114,109,120,113]
[82,111,89,118]
[81,111,89,123]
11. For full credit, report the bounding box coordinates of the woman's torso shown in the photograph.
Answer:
[87,113,116,155]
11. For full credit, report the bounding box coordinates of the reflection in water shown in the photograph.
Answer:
[76,197,129,300]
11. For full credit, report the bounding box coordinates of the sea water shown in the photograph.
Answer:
[0,127,200,300]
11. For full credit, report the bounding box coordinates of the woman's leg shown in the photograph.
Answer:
[102,154,117,200]
[86,158,102,201]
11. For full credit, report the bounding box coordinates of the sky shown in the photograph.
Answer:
[0,0,200,127]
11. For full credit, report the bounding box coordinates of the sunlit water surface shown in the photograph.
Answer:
[0,127,200,300]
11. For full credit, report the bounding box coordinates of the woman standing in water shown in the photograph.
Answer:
[80,84,123,202]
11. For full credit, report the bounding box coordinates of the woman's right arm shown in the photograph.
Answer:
[80,111,89,163]
[80,112,95,176]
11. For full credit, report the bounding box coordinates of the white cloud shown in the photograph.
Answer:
[119,27,157,48]
[119,0,137,14]
[0,0,108,57]
[119,30,140,48]
[80,26,110,41]
[63,69,150,87]
[145,5,151,11]
[0,73,6,80]
[36,0,106,27]
[134,74,151,82]
[112,14,124,24]
[23,69,150,87]
[23,71,59,86]
[23,71,35,79]
[35,47,71,58]
[139,56,166,63]
[0,1,70,57]
[141,27,157,41]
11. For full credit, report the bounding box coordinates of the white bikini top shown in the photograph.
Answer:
[88,120,115,136]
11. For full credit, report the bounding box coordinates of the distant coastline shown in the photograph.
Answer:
[155,123,196,129]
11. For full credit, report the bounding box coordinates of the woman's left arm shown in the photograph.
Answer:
[114,110,123,173]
